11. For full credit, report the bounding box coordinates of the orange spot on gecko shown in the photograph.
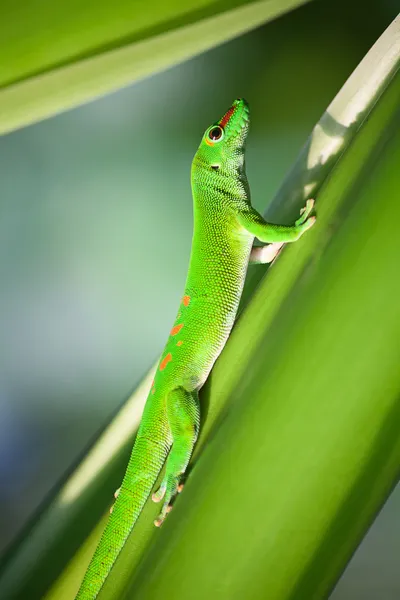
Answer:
[182,295,191,307]
[170,323,184,336]
[151,379,155,394]
[176,340,183,346]
[159,352,172,371]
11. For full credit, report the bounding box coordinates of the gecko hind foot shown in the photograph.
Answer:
[153,474,182,526]
[152,386,199,528]
[152,481,166,503]
[109,486,122,513]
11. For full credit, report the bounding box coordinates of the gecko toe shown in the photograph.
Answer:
[152,481,166,503]
[296,199,315,226]
[153,474,183,527]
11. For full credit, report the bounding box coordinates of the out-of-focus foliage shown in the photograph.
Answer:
[0,0,312,134]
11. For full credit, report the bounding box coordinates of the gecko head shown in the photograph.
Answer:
[192,98,250,186]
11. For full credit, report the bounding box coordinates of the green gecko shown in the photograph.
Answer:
[75,98,315,599]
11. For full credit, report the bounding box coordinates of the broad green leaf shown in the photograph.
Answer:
[117,16,400,599]
[0,0,311,135]
[126,38,400,600]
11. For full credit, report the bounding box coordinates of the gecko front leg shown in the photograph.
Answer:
[248,199,315,264]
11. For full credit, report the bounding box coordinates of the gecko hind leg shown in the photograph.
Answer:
[152,387,200,526]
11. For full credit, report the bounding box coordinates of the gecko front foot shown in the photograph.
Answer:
[295,199,315,226]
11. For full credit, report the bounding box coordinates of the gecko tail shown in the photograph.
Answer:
[75,435,168,600]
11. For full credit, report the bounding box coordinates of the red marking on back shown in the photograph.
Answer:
[159,352,172,371]
[170,323,184,336]
[176,340,183,346]
[219,106,235,129]
[182,295,191,307]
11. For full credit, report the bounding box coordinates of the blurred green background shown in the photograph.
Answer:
[0,0,398,597]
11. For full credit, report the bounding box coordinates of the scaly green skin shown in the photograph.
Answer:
[75,98,315,599]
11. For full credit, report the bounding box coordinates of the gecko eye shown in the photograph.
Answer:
[208,126,224,142]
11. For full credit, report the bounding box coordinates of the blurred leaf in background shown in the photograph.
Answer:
[0,0,399,599]
[0,0,312,133]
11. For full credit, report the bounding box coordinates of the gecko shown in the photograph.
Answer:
[75,98,315,599]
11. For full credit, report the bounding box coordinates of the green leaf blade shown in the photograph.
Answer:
[125,70,400,600]
[0,0,312,135]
